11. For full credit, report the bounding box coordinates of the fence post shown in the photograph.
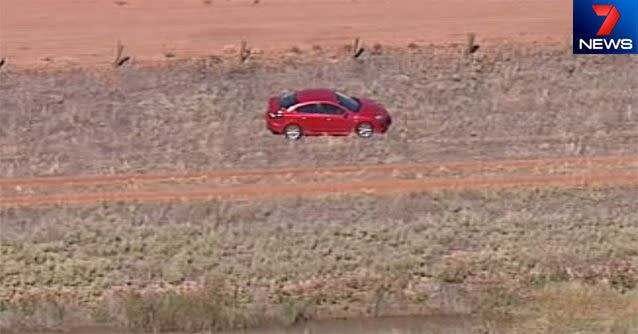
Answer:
[239,40,251,63]
[114,40,130,67]
[465,33,480,56]
[353,37,365,59]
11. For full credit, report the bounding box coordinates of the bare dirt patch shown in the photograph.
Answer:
[1,0,570,67]
[1,156,637,207]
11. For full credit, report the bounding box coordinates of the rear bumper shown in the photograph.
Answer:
[267,124,284,135]
[265,116,286,134]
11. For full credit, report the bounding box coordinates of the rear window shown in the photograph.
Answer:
[280,93,298,109]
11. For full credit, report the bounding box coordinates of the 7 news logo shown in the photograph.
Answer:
[573,0,638,54]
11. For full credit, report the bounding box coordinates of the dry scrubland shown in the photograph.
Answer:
[1,44,637,177]
[1,187,638,332]
[1,44,638,333]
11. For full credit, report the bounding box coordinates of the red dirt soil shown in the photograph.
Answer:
[1,155,636,188]
[1,156,636,207]
[0,0,571,67]
[2,172,637,208]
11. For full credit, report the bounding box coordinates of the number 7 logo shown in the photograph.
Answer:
[592,5,621,36]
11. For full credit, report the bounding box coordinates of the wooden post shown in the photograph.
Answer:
[466,33,480,55]
[239,40,251,63]
[353,37,365,59]
[114,40,130,67]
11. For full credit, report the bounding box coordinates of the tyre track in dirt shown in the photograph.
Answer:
[1,156,637,208]
[1,171,636,208]
[2,155,636,188]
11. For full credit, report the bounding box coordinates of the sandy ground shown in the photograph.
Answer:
[0,0,571,67]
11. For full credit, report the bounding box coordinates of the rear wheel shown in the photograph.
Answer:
[355,122,374,138]
[284,124,303,140]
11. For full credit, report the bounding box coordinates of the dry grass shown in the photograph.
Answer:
[110,280,260,332]
[514,283,638,334]
[470,282,638,334]
[0,44,636,178]
[1,186,637,332]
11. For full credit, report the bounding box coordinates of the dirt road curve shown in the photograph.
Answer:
[0,0,571,67]
[1,156,636,207]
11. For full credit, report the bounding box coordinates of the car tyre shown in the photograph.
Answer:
[355,122,374,138]
[284,124,303,141]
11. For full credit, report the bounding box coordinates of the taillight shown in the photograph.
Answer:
[268,110,284,119]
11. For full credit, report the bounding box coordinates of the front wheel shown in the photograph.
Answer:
[284,124,303,140]
[355,122,374,138]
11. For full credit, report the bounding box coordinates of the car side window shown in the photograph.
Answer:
[320,104,345,115]
[297,104,321,114]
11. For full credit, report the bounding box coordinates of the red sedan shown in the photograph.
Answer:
[265,88,392,140]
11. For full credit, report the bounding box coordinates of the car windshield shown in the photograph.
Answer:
[280,92,298,109]
[336,92,361,111]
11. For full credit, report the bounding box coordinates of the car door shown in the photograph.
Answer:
[319,103,353,133]
[295,103,329,133]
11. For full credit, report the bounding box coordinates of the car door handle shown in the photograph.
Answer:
[326,118,332,121]
[301,117,307,120]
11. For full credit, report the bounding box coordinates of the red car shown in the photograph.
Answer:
[265,88,392,140]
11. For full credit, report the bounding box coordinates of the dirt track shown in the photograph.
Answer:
[0,0,571,67]
[2,155,636,187]
[2,155,636,207]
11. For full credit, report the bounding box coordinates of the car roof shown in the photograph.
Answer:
[295,88,337,103]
